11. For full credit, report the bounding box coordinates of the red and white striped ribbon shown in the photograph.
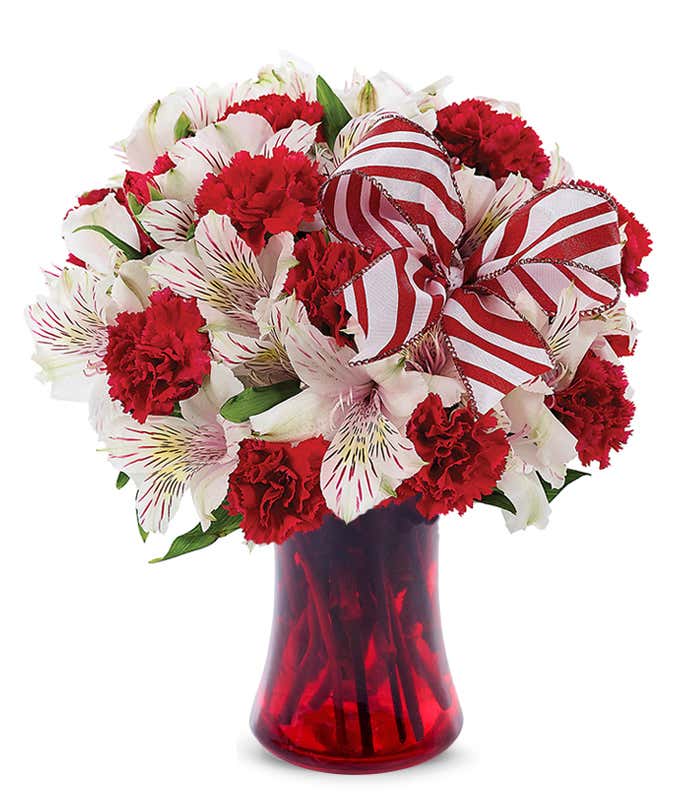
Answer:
[320,114,621,414]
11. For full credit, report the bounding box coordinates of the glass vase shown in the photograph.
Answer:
[250,499,463,774]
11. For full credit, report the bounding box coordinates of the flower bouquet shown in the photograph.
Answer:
[27,62,651,773]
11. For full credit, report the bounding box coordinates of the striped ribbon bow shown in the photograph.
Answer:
[319,114,622,414]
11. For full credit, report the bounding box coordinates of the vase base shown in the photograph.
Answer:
[251,712,463,775]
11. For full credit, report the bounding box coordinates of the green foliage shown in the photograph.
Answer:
[478,489,517,514]
[316,75,352,149]
[73,225,143,260]
[539,469,590,503]
[220,380,301,423]
[149,511,242,563]
[116,472,130,490]
[173,112,192,141]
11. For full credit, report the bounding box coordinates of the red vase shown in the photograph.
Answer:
[250,499,463,773]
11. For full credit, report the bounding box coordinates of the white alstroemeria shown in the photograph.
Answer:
[251,59,318,100]
[543,145,575,188]
[501,385,577,488]
[515,285,628,390]
[117,85,240,172]
[62,193,142,275]
[455,169,536,257]
[497,456,551,532]
[149,211,296,385]
[27,266,116,400]
[401,328,465,407]
[339,71,451,132]
[155,112,320,206]
[476,96,523,117]
[61,193,155,312]
[138,200,196,250]
[251,308,427,522]
[103,363,247,534]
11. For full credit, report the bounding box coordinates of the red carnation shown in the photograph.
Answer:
[123,170,156,205]
[104,288,211,423]
[152,153,175,174]
[195,146,323,253]
[577,180,652,296]
[220,93,324,134]
[435,99,550,189]
[123,153,175,207]
[548,351,635,469]
[285,232,368,345]
[77,187,115,206]
[399,394,510,519]
[226,436,330,544]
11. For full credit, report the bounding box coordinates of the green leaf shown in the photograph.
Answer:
[220,380,301,423]
[126,192,144,216]
[149,511,242,563]
[138,521,149,543]
[538,469,590,503]
[173,111,192,142]
[73,225,143,260]
[116,472,130,490]
[316,75,352,149]
[478,488,517,515]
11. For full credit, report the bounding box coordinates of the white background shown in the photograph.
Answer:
[1,2,678,792]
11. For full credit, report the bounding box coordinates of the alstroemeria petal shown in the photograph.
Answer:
[138,200,195,249]
[180,361,243,425]
[62,194,141,274]
[119,85,239,171]
[250,389,334,442]
[27,267,112,396]
[105,414,242,534]
[278,304,369,397]
[210,329,295,386]
[194,211,269,311]
[149,243,258,335]
[261,120,320,156]
[321,397,425,523]
[496,464,551,532]
[502,388,577,488]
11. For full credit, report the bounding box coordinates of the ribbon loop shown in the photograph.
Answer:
[320,114,465,268]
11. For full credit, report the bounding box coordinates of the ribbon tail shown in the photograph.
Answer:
[441,288,554,415]
[342,248,448,364]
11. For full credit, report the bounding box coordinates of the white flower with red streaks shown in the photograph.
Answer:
[149,211,297,385]
[103,363,247,534]
[26,266,116,400]
[61,192,154,312]
[250,307,426,522]
[117,85,241,172]
[138,200,195,250]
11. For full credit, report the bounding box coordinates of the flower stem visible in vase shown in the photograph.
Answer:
[250,498,463,774]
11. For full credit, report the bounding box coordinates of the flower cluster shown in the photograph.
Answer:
[27,62,650,558]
